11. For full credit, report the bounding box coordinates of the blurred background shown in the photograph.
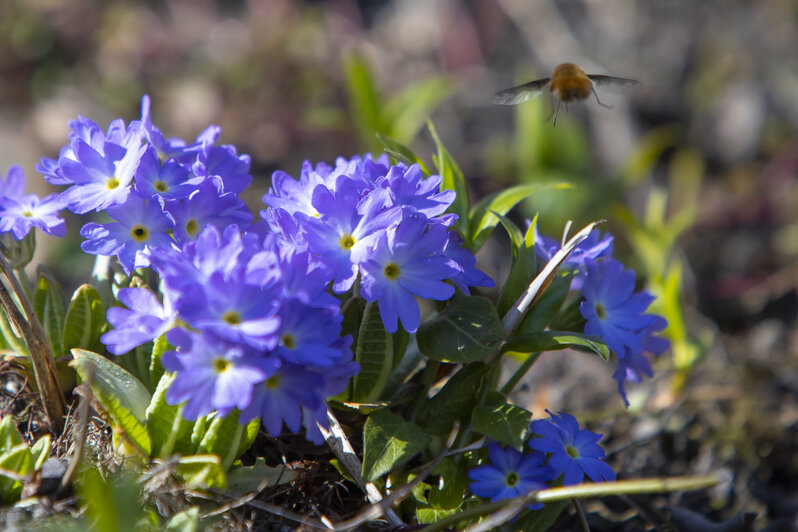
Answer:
[1,0,797,528]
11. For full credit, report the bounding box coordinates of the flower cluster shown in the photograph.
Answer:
[469,411,614,507]
[536,228,669,405]
[23,95,494,442]
[37,96,252,274]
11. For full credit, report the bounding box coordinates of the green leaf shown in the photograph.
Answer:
[428,121,469,236]
[78,468,141,532]
[416,507,459,524]
[343,53,385,149]
[236,416,261,459]
[515,274,572,334]
[196,411,248,470]
[149,333,169,391]
[33,269,66,358]
[226,458,297,496]
[386,76,452,143]
[352,303,393,403]
[30,434,51,470]
[468,182,572,251]
[513,500,570,531]
[145,373,195,458]
[497,214,538,317]
[70,349,152,456]
[375,133,432,174]
[420,363,489,435]
[428,458,466,510]
[471,402,532,448]
[417,294,503,364]
[505,331,610,360]
[63,284,105,355]
[0,303,28,355]
[0,444,31,503]
[175,454,227,489]
[362,409,431,482]
[0,414,24,450]
[164,507,199,532]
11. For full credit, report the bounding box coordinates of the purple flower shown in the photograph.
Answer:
[535,228,614,290]
[613,315,669,405]
[80,193,176,274]
[360,213,461,333]
[299,177,399,292]
[443,232,495,294]
[272,299,350,367]
[192,143,252,195]
[240,361,324,438]
[0,166,66,239]
[101,288,176,355]
[374,164,455,217]
[134,146,199,201]
[162,328,267,420]
[0,165,25,199]
[468,444,552,504]
[528,410,615,486]
[579,259,658,357]
[166,179,253,246]
[261,160,336,218]
[56,120,145,214]
[139,94,219,163]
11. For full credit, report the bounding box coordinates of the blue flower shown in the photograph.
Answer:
[528,410,615,486]
[101,287,176,355]
[79,194,176,275]
[272,299,350,367]
[261,160,334,218]
[442,232,495,294]
[579,258,659,357]
[468,443,552,503]
[359,213,461,333]
[55,119,145,214]
[535,227,614,290]
[162,328,267,420]
[134,146,199,201]
[613,315,669,405]
[192,143,252,195]
[375,164,455,218]
[299,177,399,293]
[0,166,66,239]
[239,361,324,438]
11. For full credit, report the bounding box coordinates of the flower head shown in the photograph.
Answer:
[528,410,615,486]
[468,443,553,503]
[101,287,176,355]
[613,315,669,405]
[535,228,614,290]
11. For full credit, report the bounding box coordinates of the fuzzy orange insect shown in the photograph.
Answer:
[492,62,639,125]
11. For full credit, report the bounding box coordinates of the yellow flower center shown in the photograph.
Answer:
[281,334,296,350]
[154,180,169,192]
[339,234,356,250]
[185,219,199,236]
[265,375,280,389]
[213,358,230,373]
[223,311,242,325]
[384,262,400,280]
[130,225,149,242]
[107,177,120,190]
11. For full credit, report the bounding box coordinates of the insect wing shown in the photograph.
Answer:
[587,74,640,94]
[492,77,551,105]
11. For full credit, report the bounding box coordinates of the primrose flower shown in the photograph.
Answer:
[80,193,176,275]
[528,410,615,485]
[613,315,670,405]
[535,227,614,290]
[579,258,659,357]
[240,361,324,438]
[162,328,267,420]
[468,443,553,504]
[134,146,199,201]
[166,179,253,246]
[374,164,455,218]
[0,166,66,239]
[359,213,461,333]
[101,287,176,355]
[192,143,252,194]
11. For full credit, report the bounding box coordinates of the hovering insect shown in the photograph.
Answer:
[492,62,639,126]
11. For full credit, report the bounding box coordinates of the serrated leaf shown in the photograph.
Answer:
[505,331,610,360]
[164,506,199,532]
[70,349,152,456]
[362,409,430,482]
[226,458,296,496]
[175,454,226,489]
[33,270,66,358]
[428,121,469,237]
[145,373,195,458]
[352,303,393,403]
[417,295,503,364]
[420,363,489,435]
[376,133,432,174]
[468,183,572,251]
[63,284,105,355]
[471,403,532,448]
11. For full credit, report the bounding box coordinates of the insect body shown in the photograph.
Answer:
[492,62,639,126]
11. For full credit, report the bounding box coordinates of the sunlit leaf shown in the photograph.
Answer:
[362,409,430,482]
